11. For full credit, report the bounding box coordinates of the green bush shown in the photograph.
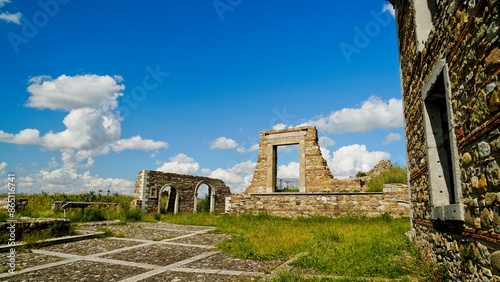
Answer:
[366,166,407,192]
[153,213,162,221]
[356,171,367,178]
[196,194,210,213]
[124,207,144,221]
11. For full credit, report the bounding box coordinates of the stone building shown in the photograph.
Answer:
[389,0,500,279]
[131,171,231,214]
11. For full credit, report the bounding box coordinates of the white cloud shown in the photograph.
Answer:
[0,0,11,8]
[202,160,256,193]
[277,144,298,153]
[113,135,168,152]
[156,153,200,175]
[300,96,403,134]
[0,74,168,194]
[0,11,21,24]
[383,132,402,144]
[27,74,125,111]
[210,137,238,149]
[273,123,287,130]
[321,144,390,178]
[383,3,395,18]
[318,136,335,148]
[277,162,299,179]
[249,144,259,151]
[0,162,7,177]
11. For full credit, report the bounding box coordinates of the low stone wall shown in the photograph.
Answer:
[0,198,28,211]
[0,218,71,243]
[51,201,120,211]
[226,184,409,218]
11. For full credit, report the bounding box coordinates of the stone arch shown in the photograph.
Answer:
[193,181,216,213]
[158,184,179,214]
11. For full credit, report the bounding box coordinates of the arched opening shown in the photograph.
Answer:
[158,185,178,214]
[194,182,215,213]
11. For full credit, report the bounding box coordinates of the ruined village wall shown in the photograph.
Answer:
[246,126,361,194]
[227,184,409,217]
[131,170,231,213]
[396,0,500,279]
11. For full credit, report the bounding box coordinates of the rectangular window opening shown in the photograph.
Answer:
[275,144,300,192]
[423,60,464,221]
[425,72,456,205]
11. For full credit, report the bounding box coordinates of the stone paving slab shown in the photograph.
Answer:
[140,270,259,281]
[105,225,191,240]
[185,252,286,274]
[3,252,65,271]
[0,221,282,281]
[168,233,230,246]
[3,260,149,281]
[40,238,143,256]
[103,244,208,266]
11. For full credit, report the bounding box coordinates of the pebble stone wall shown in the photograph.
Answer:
[392,0,500,279]
[227,184,409,217]
[131,170,231,214]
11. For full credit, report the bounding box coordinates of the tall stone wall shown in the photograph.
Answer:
[131,170,231,214]
[246,126,361,194]
[392,0,500,279]
[227,184,409,218]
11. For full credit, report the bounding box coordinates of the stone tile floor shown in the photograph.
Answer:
[0,222,284,281]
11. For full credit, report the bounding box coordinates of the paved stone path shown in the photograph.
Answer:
[0,222,286,281]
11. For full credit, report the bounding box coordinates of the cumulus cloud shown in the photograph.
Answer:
[0,73,168,194]
[156,153,200,175]
[383,132,402,144]
[0,162,7,177]
[318,136,335,148]
[383,3,395,18]
[113,136,168,152]
[26,74,125,111]
[277,162,299,179]
[0,11,21,24]
[300,96,403,134]
[321,144,390,178]
[236,143,259,153]
[210,137,238,149]
[202,160,256,193]
[273,123,287,130]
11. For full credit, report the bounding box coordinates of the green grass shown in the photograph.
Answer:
[160,213,439,280]
[366,166,408,192]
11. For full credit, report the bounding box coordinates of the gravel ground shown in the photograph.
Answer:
[0,221,286,281]
[185,252,286,274]
[103,244,208,266]
[169,233,229,246]
[4,252,65,271]
[3,260,148,282]
[141,271,259,282]
[40,238,143,256]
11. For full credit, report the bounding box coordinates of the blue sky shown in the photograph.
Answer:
[0,0,404,194]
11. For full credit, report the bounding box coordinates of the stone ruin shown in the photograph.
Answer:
[246,126,361,193]
[226,126,410,217]
[131,171,231,214]
[390,0,500,279]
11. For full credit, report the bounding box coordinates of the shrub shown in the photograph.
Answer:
[196,194,210,213]
[356,171,367,178]
[124,207,143,221]
[153,213,162,221]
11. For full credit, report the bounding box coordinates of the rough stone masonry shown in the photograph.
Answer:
[227,126,410,217]
[390,0,500,279]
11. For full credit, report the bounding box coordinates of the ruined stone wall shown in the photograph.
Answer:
[131,170,231,214]
[246,126,361,194]
[394,0,500,279]
[227,184,409,218]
